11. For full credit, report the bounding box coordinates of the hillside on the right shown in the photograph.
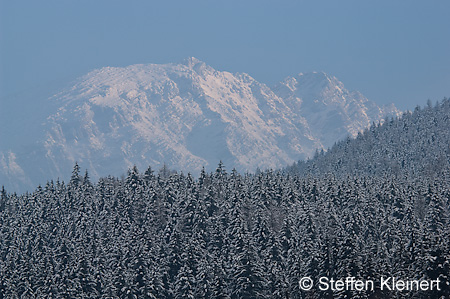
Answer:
[287,98,450,180]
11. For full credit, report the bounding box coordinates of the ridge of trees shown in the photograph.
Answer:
[287,98,450,180]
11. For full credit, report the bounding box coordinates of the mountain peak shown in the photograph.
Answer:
[182,56,205,67]
[181,57,210,74]
[289,71,345,95]
[297,71,334,82]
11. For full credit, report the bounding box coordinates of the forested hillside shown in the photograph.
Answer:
[288,99,450,179]
[1,164,449,298]
[1,99,449,298]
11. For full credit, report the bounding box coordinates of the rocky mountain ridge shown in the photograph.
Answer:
[0,58,399,192]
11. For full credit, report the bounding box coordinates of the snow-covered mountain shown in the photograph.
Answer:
[273,72,399,145]
[0,58,399,192]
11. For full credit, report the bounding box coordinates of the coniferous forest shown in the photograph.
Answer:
[1,100,450,298]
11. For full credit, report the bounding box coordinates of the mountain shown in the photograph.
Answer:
[273,72,398,145]
[3,101,449,298]
[0,58,399,192]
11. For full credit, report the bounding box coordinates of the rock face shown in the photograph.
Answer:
[0,58,399,192]
[272,72,399,145]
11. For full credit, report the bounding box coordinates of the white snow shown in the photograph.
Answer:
[0,58,400,191]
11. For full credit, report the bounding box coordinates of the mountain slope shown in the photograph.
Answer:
[288,99,450,178]
[1,58,399,192]
[273,72,398,146]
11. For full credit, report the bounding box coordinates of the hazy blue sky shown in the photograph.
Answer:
[1,0,449,111]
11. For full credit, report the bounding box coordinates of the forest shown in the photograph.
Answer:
[1,100,449,298]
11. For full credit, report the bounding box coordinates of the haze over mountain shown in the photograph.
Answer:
[0,58,399,192]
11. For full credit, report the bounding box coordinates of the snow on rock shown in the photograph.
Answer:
[0,58,400,192]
